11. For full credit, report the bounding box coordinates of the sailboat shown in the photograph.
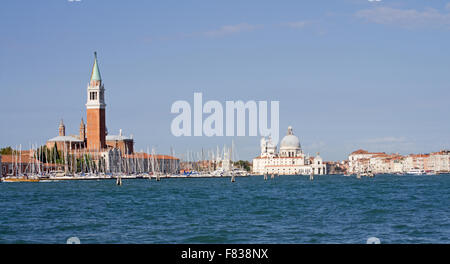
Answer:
[1,145,40,182]
[151,147,160,181]
[147,147,151,180]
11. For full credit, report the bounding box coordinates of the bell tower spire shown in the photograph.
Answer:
[79,118,86,141]
[90,51,102,85]
[59,119,66,136]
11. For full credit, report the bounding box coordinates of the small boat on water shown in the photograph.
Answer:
[407,169,425,175]
[1,176,40,182]
[359,172,374,178]
[39,180,60,182]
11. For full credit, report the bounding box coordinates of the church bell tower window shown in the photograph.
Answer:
[89,92,98,101]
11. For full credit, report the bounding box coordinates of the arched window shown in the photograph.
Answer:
[90,92,98,100]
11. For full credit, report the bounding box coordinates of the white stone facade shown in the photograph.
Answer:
[252,126,326,175]
[348,149,450,174]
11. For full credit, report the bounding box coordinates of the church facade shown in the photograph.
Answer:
[252,126,326,175]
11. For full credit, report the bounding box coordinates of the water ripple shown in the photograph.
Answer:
[0,175,449,243]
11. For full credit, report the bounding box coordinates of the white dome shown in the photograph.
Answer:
[280,126,301,149]
[280,135,301,149]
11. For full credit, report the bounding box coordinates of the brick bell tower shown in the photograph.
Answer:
[86,52,106,150]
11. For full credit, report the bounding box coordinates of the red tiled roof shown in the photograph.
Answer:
[1,154,40,164]
[351,149,369,154]
[409,154,430,158]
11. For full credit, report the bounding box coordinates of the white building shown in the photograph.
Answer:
[404,154,428,172]
[348,149,450,174]
[392,158,406,173]
[252,126,326,175]
[426,151,450,173]
[348,149,385,174]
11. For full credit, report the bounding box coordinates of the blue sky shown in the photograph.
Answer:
[1,0,450,161]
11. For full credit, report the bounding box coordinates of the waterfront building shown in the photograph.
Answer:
[0,153,40,176]
[46,119,85,151]
[349,150,405,174]
[325,161,347,175]
[392,158,405,173]
[106,129,134,154]
[348,149,450,174]
[404,154,429,172]
[46,52,135,153]
[252,126,326,175]
[371,154,404,174]
[41,52,178,174]
[348,149,385,174]
[428,150,450,173]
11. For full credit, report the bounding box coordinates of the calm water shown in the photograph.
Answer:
[0,175,449,244]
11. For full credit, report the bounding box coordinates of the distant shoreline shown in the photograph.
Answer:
[2,173,449,182]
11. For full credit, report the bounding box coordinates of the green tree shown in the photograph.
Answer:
[234,160,251,172]
[52,143,61,163]
[0,146,13,155]
[35,145,48,164]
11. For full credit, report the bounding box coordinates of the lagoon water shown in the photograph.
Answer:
[0,175,449,244]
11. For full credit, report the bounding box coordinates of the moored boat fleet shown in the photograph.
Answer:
[1,143,447,183]
[0,142,251,182]
[1,170,446,183]
[0,170,251,183]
